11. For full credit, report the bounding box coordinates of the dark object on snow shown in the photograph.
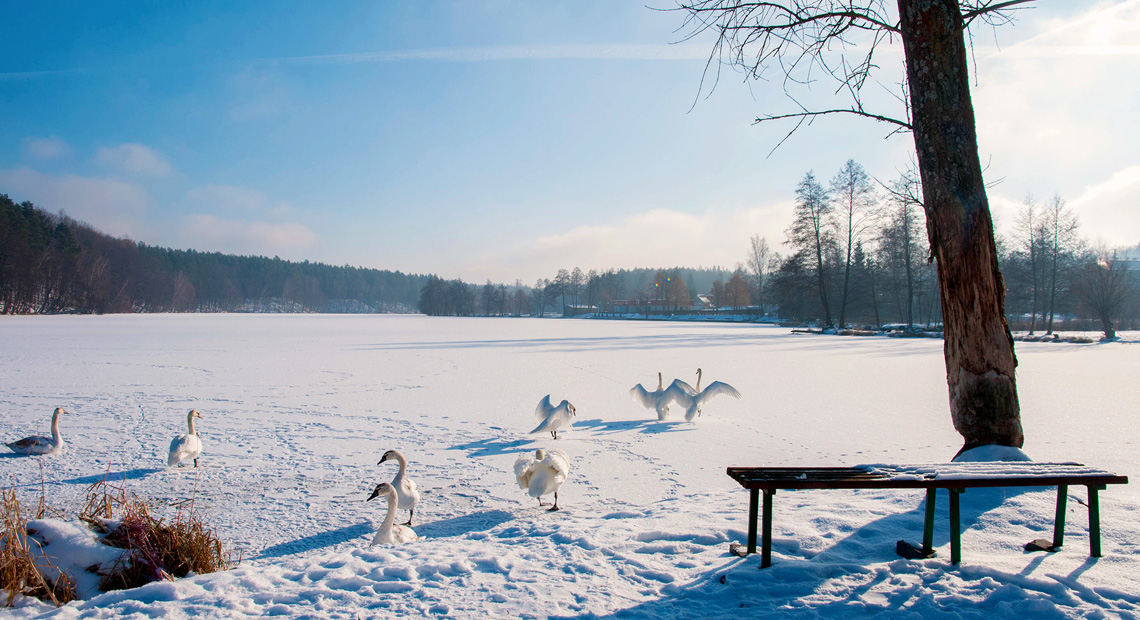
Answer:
[1025,538,1059,553]
[896,540,936,560]
[724,464,1128,568]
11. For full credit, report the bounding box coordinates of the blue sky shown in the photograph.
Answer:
[2,1,1138,283]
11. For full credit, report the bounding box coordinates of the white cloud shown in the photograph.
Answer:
[95,143,173,177]
[180,183,298,219]
[468,202,795,283]
[21,137,71,161]
[0,167,153,239]
[178,214,317,257]
[1068,165,1140,247]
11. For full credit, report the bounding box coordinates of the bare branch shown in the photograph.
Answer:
[756,108,911,129]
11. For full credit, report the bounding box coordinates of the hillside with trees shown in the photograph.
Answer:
[0,194,427,314]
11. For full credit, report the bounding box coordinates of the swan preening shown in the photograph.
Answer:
[530,396,576,439]
[6,407,66,456]
[671,368,742,421]
[630,372,684,420]
[378,449,421,526]
[514,448,570,511]
[366,481,419,545]
[167,409,204,467]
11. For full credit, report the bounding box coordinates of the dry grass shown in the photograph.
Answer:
[81,479,239,591]
[0,486,76,607]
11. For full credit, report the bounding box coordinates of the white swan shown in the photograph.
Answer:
[6,407,66,455]
[671,368,742,421]
[167,409,204,467]
[530,396,576,439]
[630,372,684,420]
[378,449,421,526]
[366,481,419,545]
[514,448,570,511]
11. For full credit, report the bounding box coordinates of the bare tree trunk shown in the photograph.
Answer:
[899,0,1023,451]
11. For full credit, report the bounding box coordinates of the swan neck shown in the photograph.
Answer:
[656,372,663,391]
[187,412,198,435]
[695,369,703,392]
[381,490,398,534]
[50,410,61,442]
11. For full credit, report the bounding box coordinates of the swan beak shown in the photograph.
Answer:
[378,451,391,464]
[366,487,381,502]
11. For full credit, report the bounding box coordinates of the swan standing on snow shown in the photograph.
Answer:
[630,372,684,420]
[530,396,576,439]
[167,409,204,467]
[366,481,419,545]
[377,449,421,526]
[6,407,66,455]
[672,368,742,421]
[514,449,570,511]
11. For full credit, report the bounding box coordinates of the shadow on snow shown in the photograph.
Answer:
[61,467,165,485]
[557,486,1111,619]
[257,522,375,559]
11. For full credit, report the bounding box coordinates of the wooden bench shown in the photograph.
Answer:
[726,463,1129,568]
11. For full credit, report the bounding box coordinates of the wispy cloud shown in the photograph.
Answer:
[178,214,317,257]
[0,167,154,239]
[268,43,710,66]
[96,143,174,177]
[471,202,793,282]
[21,137,71,161]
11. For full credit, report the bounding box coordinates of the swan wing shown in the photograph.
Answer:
[669,379,698,397]
[394,524,419,543]
[528,454,569,498]
[396,476,420,508]
[629,384,655,408]
[167,434,202,466]
[542,449,571,479]
[514,455,536,489]
[535,395,556,420]
[700,381,742,402]
[664,381,694,408]
[7,436,51,453]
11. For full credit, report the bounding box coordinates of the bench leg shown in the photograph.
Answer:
[747,488,759,555]
[922,488,937,555]
[761,490,775,568]
[949,488,964,565]
[1052,484,1068,549]
[1088,484,1105,557]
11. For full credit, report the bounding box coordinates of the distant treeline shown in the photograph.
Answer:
[417,266,743,317]
[0,193,428,314]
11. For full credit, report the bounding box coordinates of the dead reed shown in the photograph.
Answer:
[0,486,76,607]
[81,479,238,591]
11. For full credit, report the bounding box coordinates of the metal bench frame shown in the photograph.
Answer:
[726,465,1129,568]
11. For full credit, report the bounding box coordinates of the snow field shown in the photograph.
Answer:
[0,315,1137,619]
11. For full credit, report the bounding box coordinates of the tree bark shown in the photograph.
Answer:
[898,0,1023,450]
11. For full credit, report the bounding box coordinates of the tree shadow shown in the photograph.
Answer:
[61,468,165,485]
[256,522,374,559]
[413,509,515,539]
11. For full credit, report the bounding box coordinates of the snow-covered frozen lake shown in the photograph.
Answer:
[1,315,1138,618]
